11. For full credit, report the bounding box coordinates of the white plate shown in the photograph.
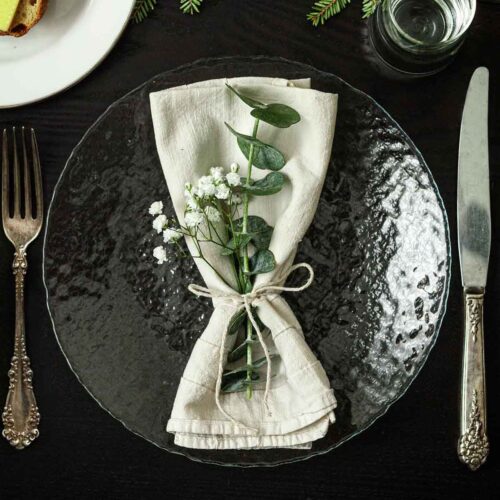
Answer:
[0,0,135,108]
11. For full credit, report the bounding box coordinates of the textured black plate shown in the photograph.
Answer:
[43,57,451,467]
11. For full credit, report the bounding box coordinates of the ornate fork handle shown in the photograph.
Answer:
[458,291,489,470]
[2,247,40,449]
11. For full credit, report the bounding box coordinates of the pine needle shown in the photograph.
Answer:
[362,0,385,18]
[307,0,351,26]
[180,0,204,15]
[132,0,157,23]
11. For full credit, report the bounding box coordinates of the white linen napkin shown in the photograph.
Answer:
[150,77,338,450]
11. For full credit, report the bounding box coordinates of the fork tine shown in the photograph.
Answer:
[31,129,43,220]
[22,127,32,219]
[12,127,21,217]
[2,129,9,221]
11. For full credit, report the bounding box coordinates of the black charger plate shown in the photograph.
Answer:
[43,57,451,467]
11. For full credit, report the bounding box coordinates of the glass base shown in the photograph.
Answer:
[367,9,461,77]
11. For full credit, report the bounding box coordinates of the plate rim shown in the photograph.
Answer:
[43,55,452,467]
[0,0,135,109]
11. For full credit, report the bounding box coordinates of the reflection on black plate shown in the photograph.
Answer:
[43,57,450,467]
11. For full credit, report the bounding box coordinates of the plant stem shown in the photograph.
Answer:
[242,118,260,399]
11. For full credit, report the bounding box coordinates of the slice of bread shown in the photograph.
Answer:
[0,0,48,37]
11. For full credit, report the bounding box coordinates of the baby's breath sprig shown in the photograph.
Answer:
[149,85,301,399]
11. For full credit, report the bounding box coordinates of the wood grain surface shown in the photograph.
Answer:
[0,1,499,498]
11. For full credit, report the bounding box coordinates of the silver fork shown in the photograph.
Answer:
[1,127,43,449]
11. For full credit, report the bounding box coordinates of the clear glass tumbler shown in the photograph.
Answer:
[368,0,476,75]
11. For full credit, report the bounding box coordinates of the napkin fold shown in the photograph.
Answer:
[150,77,338,450]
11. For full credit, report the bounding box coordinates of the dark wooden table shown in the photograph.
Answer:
[0,2,499,499]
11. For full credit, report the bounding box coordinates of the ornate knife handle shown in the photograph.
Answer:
[2,248,40,449]
[458,291,489,470]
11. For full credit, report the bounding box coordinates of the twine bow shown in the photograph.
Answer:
[188,262,314,433]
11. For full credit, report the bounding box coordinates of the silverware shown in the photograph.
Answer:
[457,67,490,471]
[1,127,43,449]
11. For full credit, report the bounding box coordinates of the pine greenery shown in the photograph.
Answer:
[362,0,385,18]
[180,0,204,15]
[132,0,157,23]
[132,0,382,26]
[307,0,351,27]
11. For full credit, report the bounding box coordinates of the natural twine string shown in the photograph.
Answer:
[188,262,315,434]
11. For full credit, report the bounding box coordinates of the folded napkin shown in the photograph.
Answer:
[150,77,338,450]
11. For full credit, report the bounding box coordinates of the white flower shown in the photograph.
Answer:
[231,194,242,205]
[215,183,230,200]
[153,245,167,264]
[204,206,221,223]
[226,172,241,187]
[210,166,224,181]
[186,196,199,210]
[230,162,239,173]
[198,175,216,197]
[163,228,182,243]
[185,210,205,228]
[148,201,163,216]
[152,214,168,233]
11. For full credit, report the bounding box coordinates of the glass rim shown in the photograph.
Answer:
[387,0,477,52]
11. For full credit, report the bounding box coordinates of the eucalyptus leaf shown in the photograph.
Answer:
[243,172,284,196]
[247,249,276,275]
[225,84,266,109]
[228,309,247,336]
[221,372,259,393]
[251,103,301,128]
[234,216,273,250]
[221,233,253,256]
[228,338,256,363]
[223,355,277,377]
[237,137,285,171]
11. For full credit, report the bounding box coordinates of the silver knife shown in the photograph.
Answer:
[457,67,490,471]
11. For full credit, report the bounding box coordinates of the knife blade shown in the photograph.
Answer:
[458,67,491,288]
[457,67,490,471]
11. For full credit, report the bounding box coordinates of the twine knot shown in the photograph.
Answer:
[187,263,314,433]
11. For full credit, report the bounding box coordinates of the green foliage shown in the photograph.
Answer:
[226,85,300,128]
[247,249,276,275]
[243,172,285,196]
[234,216,274,251]
[180,0,204,15]
[132,0,157,23]
[306,0,351,26]
[225,123,286,171]
[251,104,301,128]
[362,0,385,18]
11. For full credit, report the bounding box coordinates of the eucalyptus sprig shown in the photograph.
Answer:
[149,85,301,400]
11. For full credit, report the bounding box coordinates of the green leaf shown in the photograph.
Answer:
[228,309,247,336]
[247,249,276,275]
[226,84,266,109]
[251,104,301,128]
[223,355,277,377]
[221,372,259,393]
[225,123,285,171]
[237,137,286,171]
[234,216,273,250]
[221,233,253,256]
[243,172,284,196]
[228,338,256,363]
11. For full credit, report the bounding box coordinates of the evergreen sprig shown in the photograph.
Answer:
[362,0,385,18]
[180,0,204,15]
[307,0,351,26]
[132,0,157,23]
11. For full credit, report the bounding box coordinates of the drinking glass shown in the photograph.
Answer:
[368,0,476,75]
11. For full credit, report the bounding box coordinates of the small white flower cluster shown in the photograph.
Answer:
[183,163,242,229]
[148,200,182,264]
